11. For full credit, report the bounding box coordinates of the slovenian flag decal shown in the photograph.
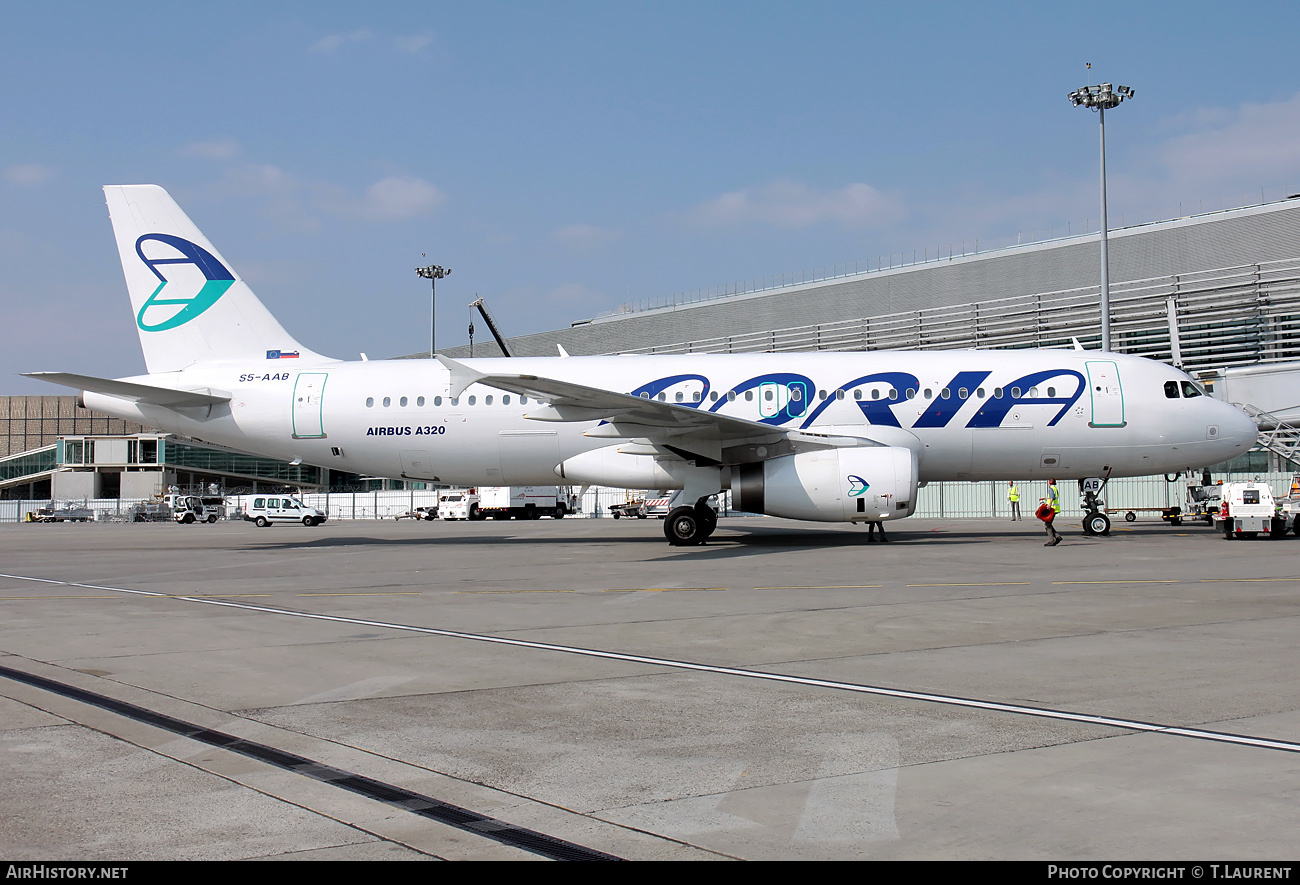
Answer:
[267,350,300,359]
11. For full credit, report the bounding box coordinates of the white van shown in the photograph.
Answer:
[244,496,327,527]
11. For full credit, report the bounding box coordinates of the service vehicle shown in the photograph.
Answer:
[477,486,577,520]
[438,490,480,521]
[244,495,327,527]
[164,493,220,523]
[1212,480,1288,539]
[396,506,439,520]
[609,498,649,519]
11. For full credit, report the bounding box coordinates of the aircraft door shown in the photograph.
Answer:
[1085,361,1125,427]
[758,382,790,419]
[292,373,328,439]
[787,382,809,417]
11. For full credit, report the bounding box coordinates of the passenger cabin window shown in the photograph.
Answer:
[366,397,374,407]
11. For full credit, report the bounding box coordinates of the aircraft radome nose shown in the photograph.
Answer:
[1222,403,1261,448]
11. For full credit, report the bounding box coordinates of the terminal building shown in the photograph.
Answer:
[5,197,1300,510]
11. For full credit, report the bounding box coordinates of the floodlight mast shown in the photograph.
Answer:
[415,264,451,357]
[1068,83,1135,353]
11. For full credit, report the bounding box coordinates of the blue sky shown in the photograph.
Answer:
[5,1,1300,391]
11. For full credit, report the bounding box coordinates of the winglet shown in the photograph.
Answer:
[435,354,488,397]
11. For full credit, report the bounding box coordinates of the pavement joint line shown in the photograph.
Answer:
[0,662,622,862]
[3,571,1299,756]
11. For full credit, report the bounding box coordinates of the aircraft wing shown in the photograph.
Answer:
[436,354,879,465]
[22,372,232,407]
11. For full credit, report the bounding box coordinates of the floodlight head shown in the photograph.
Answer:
[415,264,451,280]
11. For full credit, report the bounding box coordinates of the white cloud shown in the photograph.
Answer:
[355,176,446,221]
[1157,93,1300,190]
[311,29,373,53]
[395,34,432,54]
[688,180,907,229]
[4,164,54,186]
[182,139,242,161]
[553,223,618,249]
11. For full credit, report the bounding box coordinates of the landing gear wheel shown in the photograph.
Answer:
[664,506,704,546]
[696,505,718,540]
[1083,511,1111,536]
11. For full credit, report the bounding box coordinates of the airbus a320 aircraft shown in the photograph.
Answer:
[27,186,1259,545]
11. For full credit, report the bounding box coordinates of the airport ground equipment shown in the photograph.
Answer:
[1278,474,1300,536]
[477,486,577,520]
[1212,480,1289,539]
[609,495,650,519]
[439,490,480,520]
[26,504,95,522]
[163,493,221,524]
[396,506,439,520]
[644,497,673,519]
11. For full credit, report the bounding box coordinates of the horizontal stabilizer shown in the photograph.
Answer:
[22,372,231,407]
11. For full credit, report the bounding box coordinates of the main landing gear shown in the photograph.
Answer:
[664,500,718,546]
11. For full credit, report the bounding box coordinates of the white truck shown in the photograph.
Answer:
[1212,480,1290,539]
[477,486,577,520]
[438,490,479,520]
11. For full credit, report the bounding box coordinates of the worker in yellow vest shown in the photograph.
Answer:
[1007,481,1021,520]
[1038,479,1063,546]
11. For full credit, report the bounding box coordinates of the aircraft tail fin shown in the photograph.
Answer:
[104,185,327,374]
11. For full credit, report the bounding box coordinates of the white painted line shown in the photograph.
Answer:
[5,572,1298,755]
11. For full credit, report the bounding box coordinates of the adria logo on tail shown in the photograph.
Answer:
[847,475,871,497]
[134,234,235,332]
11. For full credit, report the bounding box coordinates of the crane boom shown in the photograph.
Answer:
[468,298,513,358]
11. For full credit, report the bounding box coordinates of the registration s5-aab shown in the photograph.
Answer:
[27,186,1260,545]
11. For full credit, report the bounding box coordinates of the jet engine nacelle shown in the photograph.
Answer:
[732,446,918,522]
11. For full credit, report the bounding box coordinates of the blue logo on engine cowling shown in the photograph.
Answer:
[134,234,235,332]
[847,475,871,497]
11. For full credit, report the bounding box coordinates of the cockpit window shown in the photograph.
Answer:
[1164,381,1179,399]
[1181,381,1203,398]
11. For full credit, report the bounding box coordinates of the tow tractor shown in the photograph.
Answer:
[165,493,220,524]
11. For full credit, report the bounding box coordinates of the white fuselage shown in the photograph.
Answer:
[84,349,1258,487]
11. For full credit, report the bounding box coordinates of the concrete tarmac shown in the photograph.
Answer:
[2,514,1299,860]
